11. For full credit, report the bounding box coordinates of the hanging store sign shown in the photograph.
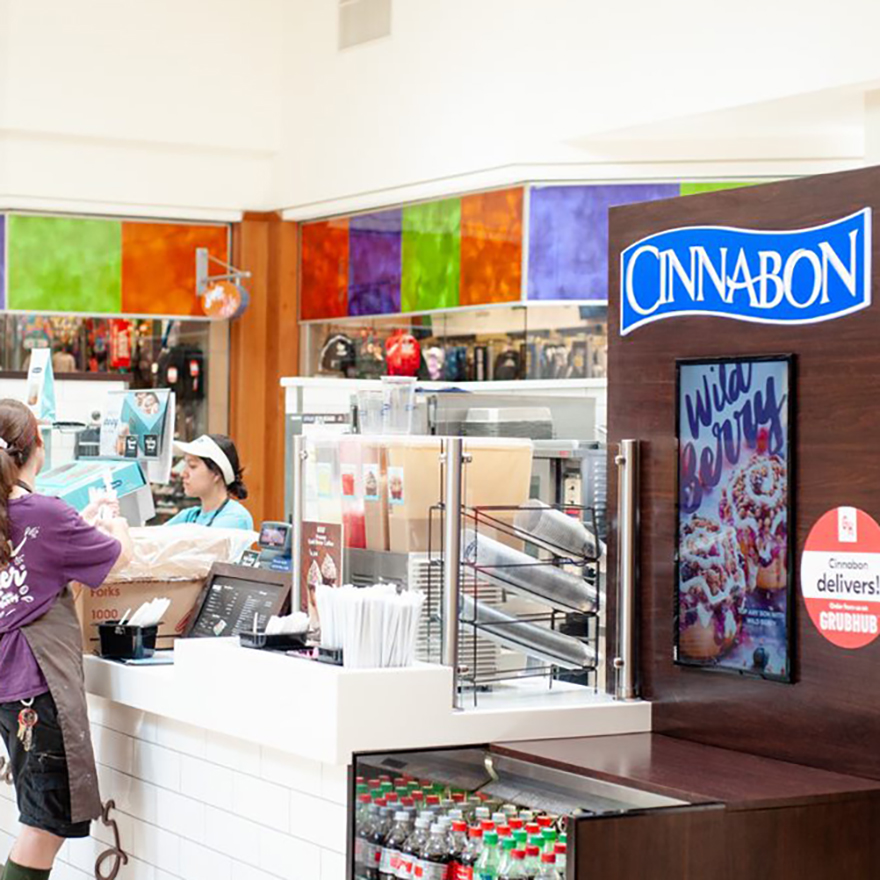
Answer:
[620,209,871,335]
[801,507,880,649]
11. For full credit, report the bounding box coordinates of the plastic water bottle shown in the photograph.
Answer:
[355,795,373,879]
[421,823,453,880]
[536,853,559,880]
[553,843,566,877]
[448,820,468,878]
[497,849,528,880]
[380,812,411,880]
[457,826,484,880]
[524,845,541,879]
[400,816,430,880]
[475,831,500,880]
[496,838,517,879]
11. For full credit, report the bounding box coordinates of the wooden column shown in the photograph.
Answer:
[229,212,299,526]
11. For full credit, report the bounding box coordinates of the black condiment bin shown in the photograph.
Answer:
[95,623,160,660]
[239,632,309,652]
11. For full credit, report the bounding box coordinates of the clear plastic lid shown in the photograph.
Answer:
[430,823,445,835]
[394,811,410,822]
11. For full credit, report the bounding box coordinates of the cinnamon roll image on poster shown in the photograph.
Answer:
[678,516,748,660]
[721,453,788,591]
[676,356,792,680]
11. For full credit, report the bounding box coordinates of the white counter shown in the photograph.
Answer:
[0,642,649,880]
[84,638,650,765]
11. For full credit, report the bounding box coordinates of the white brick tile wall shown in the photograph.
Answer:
[134,741,182,792]
[289,792,346,853]
[259,826,321,880]
[321,849,346,880]
[180,838,233,880]
[233,773,290,832]
[206,731,261,777]
[321,763,348,805]
[131,818,181,875]
[0,700,351,880]
[260,747,323,796]
[204,806,262,866]
[93,726,135,775]
[180,755,234,811]
[156,719,208,759]
[156,788,207,844]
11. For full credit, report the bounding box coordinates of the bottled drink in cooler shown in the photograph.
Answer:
[524,845,542,879]
[355,795,373,879]
[475,831,500,880]
[498,850,528,880]
[540,830,557,855]
[366,806,392,880]
[458,826,484,880]
[400,816,430,880]
[421,823,453,880]
[448,821,468,878]
[496,839,516,879]
[553,844,566,877]
[380,812,411,880]
[536,854,559,880]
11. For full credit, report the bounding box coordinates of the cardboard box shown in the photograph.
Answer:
[73,578,205,653]
[387,440,533,553]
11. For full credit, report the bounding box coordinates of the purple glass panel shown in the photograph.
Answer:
[527,184,679,300]
[0,216,5,309]
[349,209,402,315]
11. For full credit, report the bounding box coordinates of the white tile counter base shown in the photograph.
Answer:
[0,640,650,880]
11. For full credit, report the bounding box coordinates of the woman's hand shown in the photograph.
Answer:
[82,498,120,526]
[96,516,135,574]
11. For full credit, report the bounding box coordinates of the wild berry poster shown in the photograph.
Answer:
[675,356,793,681]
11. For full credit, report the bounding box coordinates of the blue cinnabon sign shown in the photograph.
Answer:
[620,209,872,336]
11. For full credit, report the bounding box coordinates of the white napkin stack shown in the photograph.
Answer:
[124,597,170,628]
[265,612,310,636]
[315,584,425,669]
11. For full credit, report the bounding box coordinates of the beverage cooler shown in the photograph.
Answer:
[351,744,696,880]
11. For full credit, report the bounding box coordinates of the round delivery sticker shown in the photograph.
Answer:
[801,507,880,649]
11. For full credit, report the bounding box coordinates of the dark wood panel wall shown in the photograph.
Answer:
[607,167,880,780]
[230,213,299,526]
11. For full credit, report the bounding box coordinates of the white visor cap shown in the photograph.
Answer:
[174,435,236,486]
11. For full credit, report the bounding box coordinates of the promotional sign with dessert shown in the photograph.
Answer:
[676,356,793,681]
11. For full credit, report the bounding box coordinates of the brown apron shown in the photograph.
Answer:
[21,586,102,824]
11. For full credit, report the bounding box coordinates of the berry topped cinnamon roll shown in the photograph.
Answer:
[678,516,747,660]
[721,453,787,591]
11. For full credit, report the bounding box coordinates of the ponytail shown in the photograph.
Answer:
[228,476,248,501]
[0,400,40,568]
[0,450,18,567]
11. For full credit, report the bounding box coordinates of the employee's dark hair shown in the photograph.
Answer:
[0,400,40,567]
[203,433,248,501]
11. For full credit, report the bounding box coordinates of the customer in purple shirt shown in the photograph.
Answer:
[0,400,133,880]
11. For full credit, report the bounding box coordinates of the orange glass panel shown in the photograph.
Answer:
[122,223,229,316]
[301,219,349,320]
[459,187,523,306]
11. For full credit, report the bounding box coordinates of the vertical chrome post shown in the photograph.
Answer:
[291,435,307,614]
[614,439,639,701]
[442,438,464,708]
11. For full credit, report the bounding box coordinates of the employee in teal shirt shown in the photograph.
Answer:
[165,434,254,530]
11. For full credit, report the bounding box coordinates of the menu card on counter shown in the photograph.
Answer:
[185,564,291,639]
[301,521,343,624]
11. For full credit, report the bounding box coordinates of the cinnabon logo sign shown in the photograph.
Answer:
[801,507,880,649]
[620,209,872,336]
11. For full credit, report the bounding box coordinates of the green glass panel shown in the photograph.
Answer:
[8,215,122,313]
[679,181,764,196]
[401,198,460,312]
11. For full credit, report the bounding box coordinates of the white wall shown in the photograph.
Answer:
[1,0,880,217]
[0,0,284,218]
[276,0,880,218]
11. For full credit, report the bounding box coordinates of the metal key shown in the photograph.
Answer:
[17,701,38,753]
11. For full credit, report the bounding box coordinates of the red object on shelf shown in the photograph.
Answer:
[385,330,421,376]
